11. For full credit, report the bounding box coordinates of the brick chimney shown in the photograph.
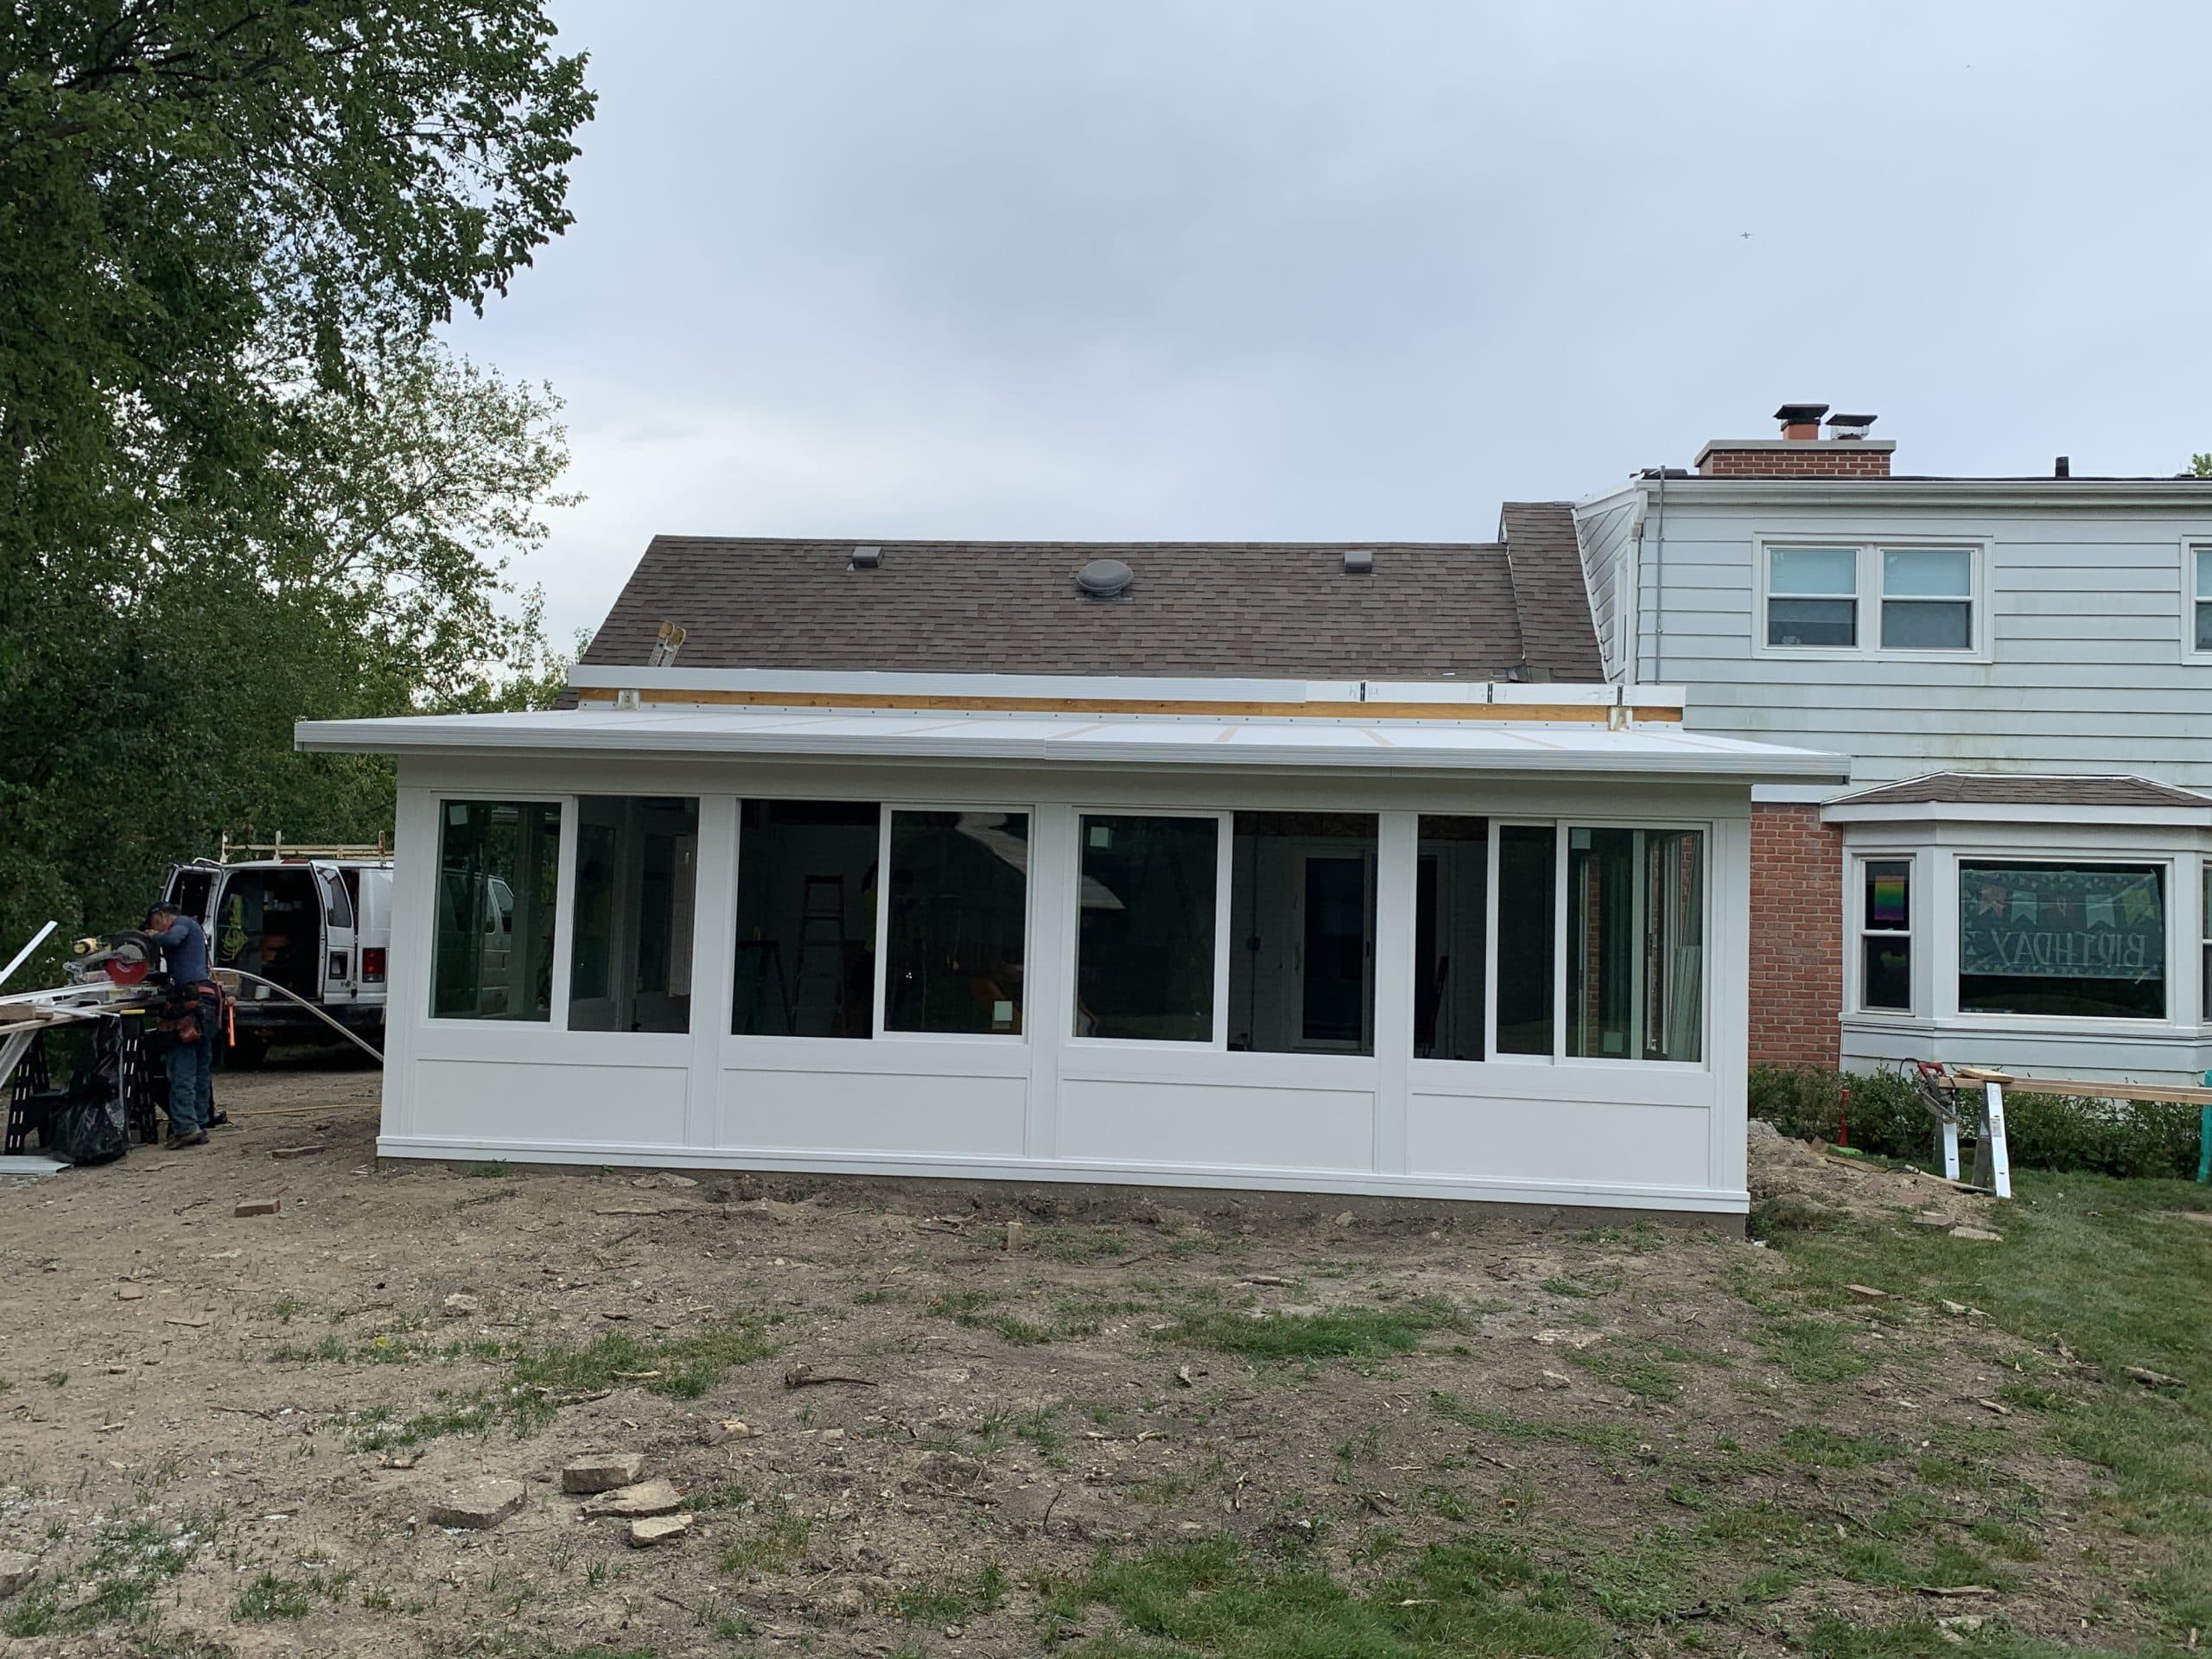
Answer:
[1694,404,1894,479]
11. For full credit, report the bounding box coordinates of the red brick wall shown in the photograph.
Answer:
[1699,445,1892,479]
[1748,804,1842,1067]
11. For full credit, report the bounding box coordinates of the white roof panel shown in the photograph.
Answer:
[295,707,1847,783]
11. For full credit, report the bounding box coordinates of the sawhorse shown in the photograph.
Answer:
[1916,1063,2212,1199]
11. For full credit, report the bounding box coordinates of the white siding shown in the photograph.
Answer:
[1573,486,1641,684]
[1575,492,2212,788]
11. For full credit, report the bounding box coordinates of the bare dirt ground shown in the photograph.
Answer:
[0,1063,2152,1657]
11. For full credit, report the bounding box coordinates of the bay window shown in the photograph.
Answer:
[1957,861,2164,1020]
[1858,859,1912,1012]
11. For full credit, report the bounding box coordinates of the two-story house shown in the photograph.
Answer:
[1574,405,2212,1084]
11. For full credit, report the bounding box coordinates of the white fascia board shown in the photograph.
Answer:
[562,664,1687,709]
[295,713,1849,783]
[1612,476,2212,512]
[1821,800,2212,829]
[1572,479,1649,517]
[563,666,1375,702]
[1752,783,1851,805]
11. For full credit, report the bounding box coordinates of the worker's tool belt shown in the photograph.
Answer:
[161,980,221,1046]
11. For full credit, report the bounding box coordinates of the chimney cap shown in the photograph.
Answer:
[1826,413,1878,429]
[1773,402,1830,425]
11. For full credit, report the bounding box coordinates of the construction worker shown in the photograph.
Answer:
[143,902,217,1148]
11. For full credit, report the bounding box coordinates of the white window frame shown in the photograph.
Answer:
[2202,857,2212,1022]
[424,794,576,1030]
[1950,853,2176,1028]
[2185,538,2212,661]
[1062,807,1233,1052]
[1755,537,1991,663]
[874,802,1037,1045]
[729,795,884,1044]
[1480,815,1714,1070]
[1853,854,1914,1015]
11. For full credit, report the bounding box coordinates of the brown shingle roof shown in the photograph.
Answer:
[1837,772,2211,809]
[576,506,1602,683]
[1498,501,1603,683]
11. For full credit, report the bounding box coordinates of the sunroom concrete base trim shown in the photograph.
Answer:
[373,1135,1751,1215]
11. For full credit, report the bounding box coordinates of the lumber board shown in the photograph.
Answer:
[1952,1067,2212,1106]
[571,686,1685,724]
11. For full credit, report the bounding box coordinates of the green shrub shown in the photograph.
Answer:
[2000,1090,2201,1179]
[1750,1065,2205,1179]
[1748,1065,1928,1157]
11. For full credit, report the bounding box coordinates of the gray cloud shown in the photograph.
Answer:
[444,1,2212,645]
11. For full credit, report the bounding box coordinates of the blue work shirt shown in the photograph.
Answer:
[153,916,212,984]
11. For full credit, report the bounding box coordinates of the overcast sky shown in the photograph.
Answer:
[445,2,2212,647]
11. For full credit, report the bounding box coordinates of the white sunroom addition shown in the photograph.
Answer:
[296,671,1847,1215]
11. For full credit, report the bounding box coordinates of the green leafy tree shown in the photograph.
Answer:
[0,2,594,965]
[2190,454,2212,478]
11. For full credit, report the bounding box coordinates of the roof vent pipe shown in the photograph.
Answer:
[2054,456,2070,479]
[1074,557,1134,599]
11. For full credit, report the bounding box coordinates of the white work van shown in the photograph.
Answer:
[162,842,393,1065]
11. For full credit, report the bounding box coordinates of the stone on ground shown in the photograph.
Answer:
[1951,1226,2004,1243]
[583,1477,683,1517]
[0,1552,37,1597]
[427,1478,526,1530]
[233,1198,281,1217]
[627,1513,691,1548]
[561,1451,647,1494]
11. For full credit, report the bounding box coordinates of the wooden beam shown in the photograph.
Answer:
[1952,1066,2212,1107]
[571,686,1686,724]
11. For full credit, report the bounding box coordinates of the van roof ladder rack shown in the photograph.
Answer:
[218,833,391,862]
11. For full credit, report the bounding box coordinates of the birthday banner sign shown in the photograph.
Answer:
[1958,864,2164,981]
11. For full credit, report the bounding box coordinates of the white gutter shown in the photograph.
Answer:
[296,713,1849,784]
[1625,476,2212,510]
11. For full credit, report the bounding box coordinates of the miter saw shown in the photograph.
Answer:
[64,931,162,990]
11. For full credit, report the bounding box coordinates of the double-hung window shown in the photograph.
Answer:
[1765,546,1859,647]
[1764,543,1980,655]
[1879,548,1974,649]
[2192,546,2212,653]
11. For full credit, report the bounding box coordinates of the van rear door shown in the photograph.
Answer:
[165,867,219,929]
[310,861,356,1005]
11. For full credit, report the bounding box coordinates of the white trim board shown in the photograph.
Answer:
[372,1134,1750,1214]
[298,708,1846,783]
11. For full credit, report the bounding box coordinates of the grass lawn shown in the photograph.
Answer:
[1773,1169,2212,1644]
[1038,1171,2212,1659]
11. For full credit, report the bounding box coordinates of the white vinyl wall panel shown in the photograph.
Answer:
[373,755,1758,1212]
